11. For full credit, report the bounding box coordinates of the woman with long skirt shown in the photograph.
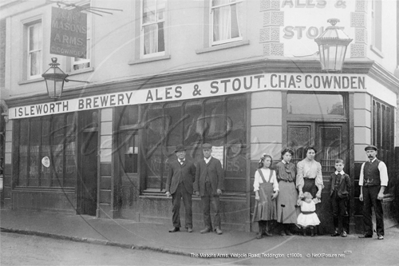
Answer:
[276,148,298,235]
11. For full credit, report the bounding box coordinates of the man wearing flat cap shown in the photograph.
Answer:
[165,145,196,233]
[194,143,225,235]
[359,145,389,240]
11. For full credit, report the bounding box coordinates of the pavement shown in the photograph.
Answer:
[1,209,399,265]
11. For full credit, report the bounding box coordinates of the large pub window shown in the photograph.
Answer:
[372,98,395,193]
[143,95,247,194]
[14,113,77,188]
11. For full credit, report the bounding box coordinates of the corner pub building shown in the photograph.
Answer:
[1,0,398,234]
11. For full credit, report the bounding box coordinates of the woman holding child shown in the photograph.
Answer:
[296,147,324,199]
[295,147,324,235]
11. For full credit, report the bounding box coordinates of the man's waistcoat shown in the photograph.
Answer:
[364,159,381,186]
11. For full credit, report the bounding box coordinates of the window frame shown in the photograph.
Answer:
[210,0,244,46]
[140,0,167,59]
[371,0,383,57]
[286,92,348,122]
[371,98,395,195]
[141,94,248,194]
[67,1,92,73]
[13,114,77,189]
[26,20,42,80]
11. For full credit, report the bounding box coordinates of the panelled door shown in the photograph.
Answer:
[77,111,98,216]
[287,122,348,234]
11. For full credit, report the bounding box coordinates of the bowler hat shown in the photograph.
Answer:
[202,143,212,150]
[364,145,378,151]
[175,145,186,153]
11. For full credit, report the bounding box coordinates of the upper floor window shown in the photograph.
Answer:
[71,2,91,71]
[141,0,166,58]
[371,0,382,54]
[211,0,243,46]
[27,21,42,79]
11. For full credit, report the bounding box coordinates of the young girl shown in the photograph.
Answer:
[297,192,321,236]
[252,154,279,239]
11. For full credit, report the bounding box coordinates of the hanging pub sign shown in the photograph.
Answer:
[50,7,87,58]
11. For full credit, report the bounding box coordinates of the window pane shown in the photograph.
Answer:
[28,22,41,77]
[51,115,65,187]
[18,120,29,186]
[65,113,76,187]
[142,0,165,55]
[143,23,165,54]
[120,131,139,174]
[41,117,51,187]
[28,118,41,186]
[183,101,203,146]
[144,24,158,54]
[287,125,312,165]
[230,4,239,38]
[213,5,230,42]
[226,96,246,144]
[164,102,182,147]
[30,51,41,76]
[73,4,90,70]
[373,0,382,50]
[145,105,164,190]
[157,0,166,20]
[29,23,41,51]
[212,1,242,43]
[157,22,165,52]
[225,96,246,179]
[117,106,139,127]
[372,99,395,181]
[73,39,91,70]
[287,93,345,115]
[204,99,225,145]
[317,126,343,174]
[143,0,156,24]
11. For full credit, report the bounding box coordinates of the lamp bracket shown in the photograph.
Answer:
[65,78,90,84]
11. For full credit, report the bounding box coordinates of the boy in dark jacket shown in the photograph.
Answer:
[330,159,351,237]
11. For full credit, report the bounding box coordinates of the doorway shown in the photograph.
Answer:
[77,111,99,216]
[117,129,139,219]
[287,122,348,234]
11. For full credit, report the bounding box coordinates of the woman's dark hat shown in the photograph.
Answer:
[175,145,186,153]
[364,145,378,151]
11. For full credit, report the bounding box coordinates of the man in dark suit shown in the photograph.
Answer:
[194,143,224,235]
[165,145,196,233]
[359,145,389,240]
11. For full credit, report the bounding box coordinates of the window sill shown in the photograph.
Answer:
[370,45,384,58]
[69,67,94,76]
[128,54,171,65]
[140,191,246,200]
[287,115,347,122]
[196,40,250,54]
[13,186,75,192]
[18,77,44,85]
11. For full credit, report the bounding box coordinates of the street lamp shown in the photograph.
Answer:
[42,57,89,99]
[315,18,353,72]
